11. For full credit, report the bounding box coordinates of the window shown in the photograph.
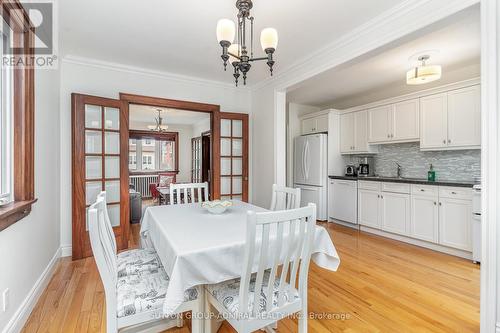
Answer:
[128,131,178,173]
[0,1,36,231]
[0,26,13,204]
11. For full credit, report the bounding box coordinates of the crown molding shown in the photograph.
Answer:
[62,55,251,93]
[251,0,479,92]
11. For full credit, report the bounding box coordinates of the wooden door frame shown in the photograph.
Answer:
[119,93,222,199]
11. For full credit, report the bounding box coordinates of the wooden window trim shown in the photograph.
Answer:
[0,0,36,231]
[128,130,179,172]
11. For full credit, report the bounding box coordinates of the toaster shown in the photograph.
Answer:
[345,165,357,176]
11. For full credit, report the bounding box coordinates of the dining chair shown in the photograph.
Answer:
[88,197,203,333]
[205,203,317,333]
[169,182,209,204]
[270,184,301,211]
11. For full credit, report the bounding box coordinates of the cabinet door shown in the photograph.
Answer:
[301,117,317,135]
[381,192,410,235]
[410,195,439,242]
[340,113,355,153]
[420,93,448,149]
[315,114,329,133]
[354,110,369,152]
[447,85,481,148]
[439,198,472,251]
[368,105,391,143]
[358,189,380,228]
[392,99,419,142]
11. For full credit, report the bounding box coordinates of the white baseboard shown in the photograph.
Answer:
[2,247,62,333]
[60,244,72,257]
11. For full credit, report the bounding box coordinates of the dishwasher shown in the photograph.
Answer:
[328,178,358,224]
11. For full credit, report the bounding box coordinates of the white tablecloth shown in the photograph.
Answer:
[140,201,340,315]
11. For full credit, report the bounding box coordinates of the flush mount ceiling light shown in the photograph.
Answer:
[216,0,278,86]
[147,108,168,132]
[406,55,442,85]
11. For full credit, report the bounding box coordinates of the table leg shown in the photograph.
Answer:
[191,286,205,333]
[204,294,224,333]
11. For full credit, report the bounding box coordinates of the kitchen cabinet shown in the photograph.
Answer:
[410,195,439,242]
[301,113,328,135]
[358,189,381,229]
[439,197,472,251]
[340,111,377,154]
[381,192,410,235]
[420,85,480,150]
[368,99,419,144]
[329,179,357,224]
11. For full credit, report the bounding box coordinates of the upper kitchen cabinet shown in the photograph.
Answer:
[420,85,480,151]
[340,111,377,154]
[301,113,329,135]
[368,99,419,144]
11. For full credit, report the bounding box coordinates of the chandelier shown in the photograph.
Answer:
[147,109,168,132]
[216,0,278,86]
[406,55,442,85]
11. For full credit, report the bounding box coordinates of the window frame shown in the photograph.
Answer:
[0,0,36,231]
[128,130,179,174]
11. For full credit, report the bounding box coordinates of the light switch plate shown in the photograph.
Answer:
[2,288,9,312]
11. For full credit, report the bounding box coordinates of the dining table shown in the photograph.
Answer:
[140,200,340,332]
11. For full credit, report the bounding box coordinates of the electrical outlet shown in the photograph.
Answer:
[2,289,9,312]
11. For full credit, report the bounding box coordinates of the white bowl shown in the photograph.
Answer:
[202,200,233,214]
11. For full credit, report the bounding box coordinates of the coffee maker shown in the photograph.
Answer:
[357,156,374,177]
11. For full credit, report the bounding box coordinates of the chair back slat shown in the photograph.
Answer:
[270,184,301,211]
[97,191,117,255]
[238,204,316,317]
[169,182,209,204]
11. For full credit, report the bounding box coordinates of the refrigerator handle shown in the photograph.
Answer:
[302,140,306,180]
[304,140,310,180]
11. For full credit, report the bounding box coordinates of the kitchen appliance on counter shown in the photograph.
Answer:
[345,165,357,176]
[357,156,374,177]
[294,134,328,220]
[472,184,481,263]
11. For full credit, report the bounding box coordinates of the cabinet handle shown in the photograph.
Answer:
[443,139,446,144]
[439,202,442,206]
[420,189,425,192]
[434,202,437,205]
[381,195,384,199]
[448,139,451,144]
[387,134,390,138]
[451,191,457,194]
[377,195,380,198]
[391,134,394,138]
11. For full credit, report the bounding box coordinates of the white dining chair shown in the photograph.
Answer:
[270,184,301,211]
[169,182,209,204]
[205,203,317,333]
[88,197,203,333]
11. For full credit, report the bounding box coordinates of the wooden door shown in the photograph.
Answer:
[368,105,391,143]
[447,85,481,148]
[72,94,129,259]
[340,113,354,153]
[392,99,420,142]
[420,93,448,149]
[217,112,249,201]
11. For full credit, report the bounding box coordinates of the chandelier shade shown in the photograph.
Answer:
[216,19,236,44]
[260,28,278,51]
[406,55,442,85]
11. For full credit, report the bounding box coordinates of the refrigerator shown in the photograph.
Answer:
[294,133,328,220]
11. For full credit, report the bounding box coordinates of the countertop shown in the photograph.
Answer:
[328,175,478,188]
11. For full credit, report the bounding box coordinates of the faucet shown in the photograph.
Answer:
[395,162,402,178]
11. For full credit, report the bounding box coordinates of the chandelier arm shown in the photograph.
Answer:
[228,52,242,60]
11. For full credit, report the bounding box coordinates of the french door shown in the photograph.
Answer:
[217,112,249,202]
[71,94,129,259]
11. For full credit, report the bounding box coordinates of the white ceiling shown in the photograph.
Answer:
[287,6,481,109]
[60,0,405,86]
[129,104,210,127]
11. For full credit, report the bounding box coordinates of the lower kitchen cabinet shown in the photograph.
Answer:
[381,192,410,235]
[410,195,439,242]
[439,197,472,251]
[358,189,381,229]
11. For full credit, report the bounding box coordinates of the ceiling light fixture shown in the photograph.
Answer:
[216,0,278,86]
[406,55,442,85]
[147,109,168,132]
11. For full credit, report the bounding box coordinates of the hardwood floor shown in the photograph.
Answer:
[22,223,480,333]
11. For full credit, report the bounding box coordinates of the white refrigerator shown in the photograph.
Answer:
[294,133,328,220]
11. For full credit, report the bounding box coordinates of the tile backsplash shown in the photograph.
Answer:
[344,142,481,182]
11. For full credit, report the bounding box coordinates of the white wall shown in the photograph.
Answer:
[192,118,211,137]
[286,103,321,186]
[0,69,61,331]
[59,58,251,249]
